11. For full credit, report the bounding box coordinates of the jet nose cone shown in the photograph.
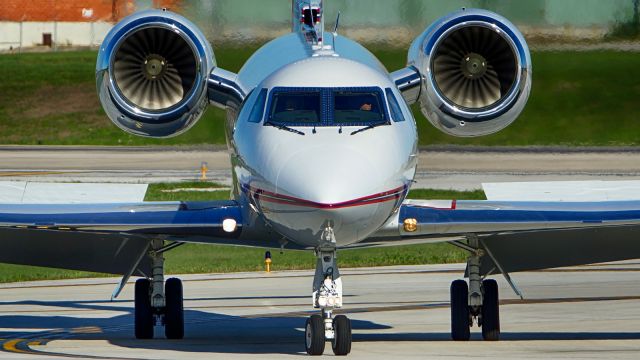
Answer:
[257,145,406,247]
[276,146,380,204]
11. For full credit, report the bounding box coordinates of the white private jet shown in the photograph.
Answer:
[2,0,640,356]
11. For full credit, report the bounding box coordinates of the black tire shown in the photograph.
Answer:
[450,279,470,341]
[135,278,154,339]
[165,277,184,340]
[481,279,500,341]
[305,315,325,355]
[332,315,352,356]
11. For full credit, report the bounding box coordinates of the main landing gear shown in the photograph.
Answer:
[304,248,352,356]
[134,239,185,340]
[450,237,501,341]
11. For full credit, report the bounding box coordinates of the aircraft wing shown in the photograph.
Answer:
[366,199,640,275]
[0,201,243,277]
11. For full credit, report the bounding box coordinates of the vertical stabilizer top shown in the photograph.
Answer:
[292,0,324,45]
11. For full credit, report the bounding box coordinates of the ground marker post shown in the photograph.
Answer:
[265,251,272,273]
[200,162,208,180]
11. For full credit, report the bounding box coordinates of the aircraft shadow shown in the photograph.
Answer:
[0,298,387,355]
[1,298,640,356]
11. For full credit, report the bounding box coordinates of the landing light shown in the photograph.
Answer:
[403,218,418,232]
[222,218,237,233]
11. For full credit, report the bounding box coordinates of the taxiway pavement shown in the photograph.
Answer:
[1,146,640,190]
[1,262,640,359]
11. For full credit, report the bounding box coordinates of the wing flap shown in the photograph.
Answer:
[479,225,640,275]
[0,227,152,276]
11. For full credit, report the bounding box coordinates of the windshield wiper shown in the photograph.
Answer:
[350,122,387,136]
[267,123,305,136]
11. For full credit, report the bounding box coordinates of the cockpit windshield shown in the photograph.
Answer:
[265,87,388,127]
[334,91,384,124]
[270,91,321,124]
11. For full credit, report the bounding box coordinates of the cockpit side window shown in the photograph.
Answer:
[333,90,385,124]
[385,88,405,122]
[248,88,268,123]
[269,91,321,124]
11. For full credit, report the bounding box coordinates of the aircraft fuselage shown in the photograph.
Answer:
[227,33,418,247]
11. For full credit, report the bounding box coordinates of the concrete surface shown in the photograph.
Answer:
[2,147,640,190]
[1,262,640,359]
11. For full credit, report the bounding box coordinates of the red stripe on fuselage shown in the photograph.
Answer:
[245,185,407,209]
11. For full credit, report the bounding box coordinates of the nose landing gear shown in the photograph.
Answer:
[304,248,352,356]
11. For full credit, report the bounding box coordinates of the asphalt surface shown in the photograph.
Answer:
[1,146,640,189]
[1,262,640,359]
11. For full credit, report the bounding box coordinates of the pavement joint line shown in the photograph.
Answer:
[0,269,461,290]
[0,266,639,291]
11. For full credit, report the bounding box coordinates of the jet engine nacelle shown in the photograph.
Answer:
[96,10,215,138]
[407,9,531,137]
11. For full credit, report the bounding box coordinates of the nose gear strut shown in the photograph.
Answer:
[304,247,352,355]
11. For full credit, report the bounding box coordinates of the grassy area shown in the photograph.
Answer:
[143,181,231,201]
[1,48,639,146]
[0,184,482,283]
[0,47,255,146]
[371,47,640,146]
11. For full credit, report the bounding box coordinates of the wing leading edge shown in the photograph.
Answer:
[0,201,243,276]
[367,199,640,275]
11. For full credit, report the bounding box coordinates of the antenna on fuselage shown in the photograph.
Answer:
[332,11,341,52]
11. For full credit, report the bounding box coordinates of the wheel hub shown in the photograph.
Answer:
[305,323,312,348]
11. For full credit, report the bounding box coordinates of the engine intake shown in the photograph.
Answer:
[97,10,215,138]
[113,27,198,111]
[408,9,531,137]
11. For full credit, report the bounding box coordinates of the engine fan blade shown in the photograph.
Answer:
[431,25,517,110]
[112,26,197,111]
